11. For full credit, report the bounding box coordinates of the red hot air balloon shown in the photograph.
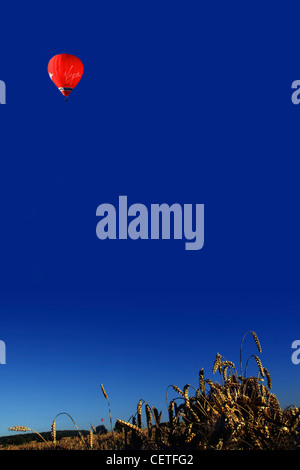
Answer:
[48,53,84,100]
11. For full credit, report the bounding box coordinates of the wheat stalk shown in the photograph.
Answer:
[90,423,97,434]
[52,412,85,444]
[212,353,222,374]
[240,330,262,378]
[152,406,162,426]
[8,426,51,448]
[116,419,143,435]
[145,403,152,437]
[168,400,174,426]
[51,419,56,444]
[185,399,201,423]
[263,367,272,389]
[101,383,113,433]
[137,400,142,429]
[183,384,191,401]
[222,365,228,381]
[253,355,265,378]
[171,385,185,397]
[88,430,93,449]
[251,331,262,353]
[269,393,281,415]
[199,368,205,393]
[9,425,30,432]
[101,383,108,400]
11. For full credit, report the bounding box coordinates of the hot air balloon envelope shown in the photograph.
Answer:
[48,53,84,98]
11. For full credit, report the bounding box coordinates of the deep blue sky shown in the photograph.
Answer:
[0,1,300,435]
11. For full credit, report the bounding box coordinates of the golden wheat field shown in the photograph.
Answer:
[2,331,300,451]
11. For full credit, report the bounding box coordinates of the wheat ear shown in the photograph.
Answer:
[101,383,113,433]
[52,412,85,444]
[51,419,56,444]
[8,426,51,448]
